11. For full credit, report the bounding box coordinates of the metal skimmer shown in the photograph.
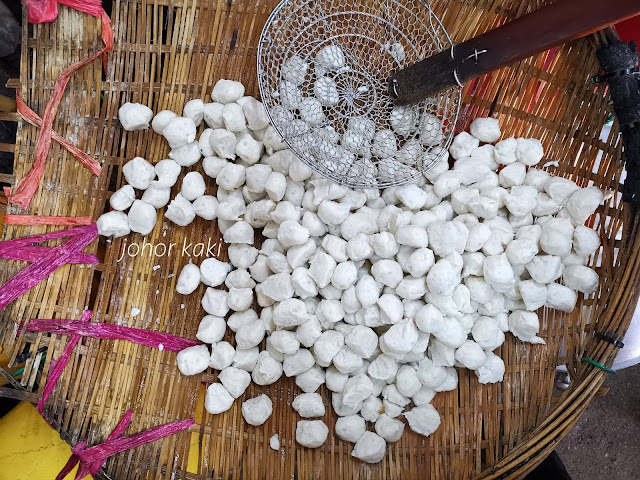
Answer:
[257,0,461,189]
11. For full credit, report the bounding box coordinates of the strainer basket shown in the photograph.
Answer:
[257,0,460,188]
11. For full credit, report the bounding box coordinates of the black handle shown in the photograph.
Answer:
[390,0,640,104]
[597,40,640,205]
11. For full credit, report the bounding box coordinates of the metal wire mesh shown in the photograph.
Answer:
[257,0,461,188]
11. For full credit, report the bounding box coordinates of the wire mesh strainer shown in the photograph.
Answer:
[257,0,461,189]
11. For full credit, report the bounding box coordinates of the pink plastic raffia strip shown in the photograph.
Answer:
[25,318,199,352]
[8,7,112,208]
[54,410,132,480]
[0,245,95,264]
[21,8,192,475]
[54,409,194,480]
[4,214,93,226]
[37,310,92,415]
[0,224,98,264]
[15,92,101,177]
[0,224,99,310]
[72,418,195,479]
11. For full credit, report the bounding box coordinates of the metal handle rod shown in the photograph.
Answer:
[391,0,640,104]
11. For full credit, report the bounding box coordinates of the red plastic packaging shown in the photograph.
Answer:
[25,0,105,24]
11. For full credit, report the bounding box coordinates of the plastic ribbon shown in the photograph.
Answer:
[0,224,99,310]
[15,6,194,476]
[25,309,198,477]
[24,318,199,352]
[9,3,112,208]
[53,410,132,480]
[4,214,93,226]
[16,92,102,176]
[54,409,194,480]
[37,310,92,415]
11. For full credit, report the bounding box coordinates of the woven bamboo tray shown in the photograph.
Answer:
[1,1,639,479]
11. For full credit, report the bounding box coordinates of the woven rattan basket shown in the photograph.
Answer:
[1,1,639,479]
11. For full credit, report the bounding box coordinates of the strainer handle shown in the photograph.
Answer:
[390,0,640,104]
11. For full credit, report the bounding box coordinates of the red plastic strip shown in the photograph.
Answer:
[8,12,113,208]
[106,410,134,440]
[4,215,93,226]
[72,410,133,478]
[16,93,101,176]
[54,439,86,480]
[25,319,199,352]
[56,410,133,480]
[71,417,194,479]
[0,223,96,248]
[55,409,192,480]
[0,224,99,310]
[0,224,99,264]
[37,310,92,415]
[0,247,95,265]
